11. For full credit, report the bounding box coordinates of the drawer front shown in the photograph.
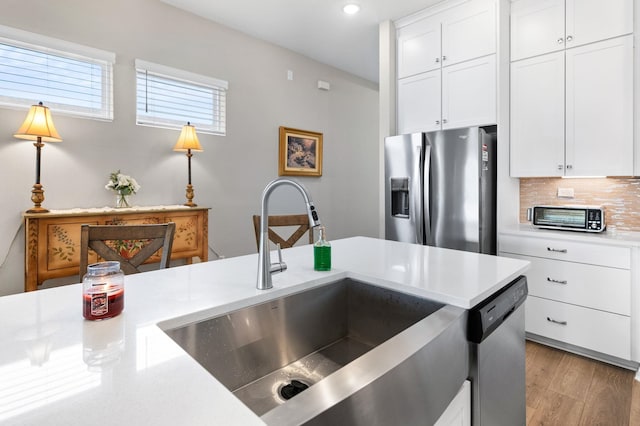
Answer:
[501,253,630,315]
[525,296,630,360]
[500,234,630,269]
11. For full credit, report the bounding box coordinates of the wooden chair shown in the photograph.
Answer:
[79,223,176,277]
[252,214,314,251]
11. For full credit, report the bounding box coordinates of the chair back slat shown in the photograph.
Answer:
[79,223,176,278]
[252,214,313,250]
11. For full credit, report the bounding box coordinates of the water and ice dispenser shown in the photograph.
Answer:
[390,177,410,218]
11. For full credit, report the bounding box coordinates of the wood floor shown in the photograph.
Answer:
[526,341,640,425]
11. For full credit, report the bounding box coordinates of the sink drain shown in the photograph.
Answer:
[279,379,309,400]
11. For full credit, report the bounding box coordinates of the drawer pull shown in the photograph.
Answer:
[547,317,567,326]
[546,247,567,253]
[546,277,567,285]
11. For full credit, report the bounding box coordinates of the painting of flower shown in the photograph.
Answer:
[278,127,323,177]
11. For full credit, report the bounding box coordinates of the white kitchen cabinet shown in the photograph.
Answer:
[396,0,496,134]
[398,55,496,134]
[434,381,471,426]
[440,0,496,67]
[397,70,441,133]
[441,55,496,130]
[510,51,564,177]
[510,35,633,177]
[397,0,496,79]
[499,233,632,361]
[565,35,633,177]
[511,0,633,62]
[397,15,441,79]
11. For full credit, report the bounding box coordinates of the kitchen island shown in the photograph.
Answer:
[0,237,529,426]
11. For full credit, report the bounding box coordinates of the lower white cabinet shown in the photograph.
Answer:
[434,381,470,426]
[526,295,631,360]
[499,233,632,361]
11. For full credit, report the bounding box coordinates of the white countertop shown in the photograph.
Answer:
[501,224,640,247]
[0,237,529,426]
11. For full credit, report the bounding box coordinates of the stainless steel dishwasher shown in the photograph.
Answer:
[468,275,528,426]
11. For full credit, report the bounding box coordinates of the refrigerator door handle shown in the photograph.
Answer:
[423,144,431,245]
[411,144,423,244]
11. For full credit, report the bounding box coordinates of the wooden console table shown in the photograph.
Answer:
[24,205,209,292]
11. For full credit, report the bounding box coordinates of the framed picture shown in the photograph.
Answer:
[278,126,323,177]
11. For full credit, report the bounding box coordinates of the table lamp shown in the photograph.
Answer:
[14,102,63,213]
[173,122,203,207]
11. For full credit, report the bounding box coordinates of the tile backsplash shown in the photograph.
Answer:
[519,178,640,231]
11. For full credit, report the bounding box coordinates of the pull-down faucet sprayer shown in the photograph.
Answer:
[257,178,321,290]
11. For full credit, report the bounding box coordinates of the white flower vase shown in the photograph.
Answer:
[115,191,131,208]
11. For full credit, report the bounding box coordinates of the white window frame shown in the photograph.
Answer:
[135,59,228,136]
[0,24,115,121]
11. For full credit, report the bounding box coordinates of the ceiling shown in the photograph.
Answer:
[160,0,444,83]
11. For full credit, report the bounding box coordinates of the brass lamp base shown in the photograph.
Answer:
[26,183,49,213]
[184,183,197,207]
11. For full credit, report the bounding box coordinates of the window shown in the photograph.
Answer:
[0,25,114,120]
[135,60,227,135]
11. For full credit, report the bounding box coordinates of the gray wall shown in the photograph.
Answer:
[0,0,380,296]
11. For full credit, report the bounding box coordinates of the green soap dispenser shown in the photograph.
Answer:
[314,226,331,271]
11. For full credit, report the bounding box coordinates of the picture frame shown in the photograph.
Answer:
[278,126,323,177]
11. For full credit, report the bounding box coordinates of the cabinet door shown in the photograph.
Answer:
[397,16,441,78]
[397,70,442,134]
[565,35,633,176]
[510,51,565,177]
[434,381,471,426]
[526,295,631,360]
[441,0,496,67]
[566,0,633,49]
[510,0,564,61]
[441,55,495,130]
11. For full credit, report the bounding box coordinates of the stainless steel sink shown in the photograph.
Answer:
[162,279,469,425]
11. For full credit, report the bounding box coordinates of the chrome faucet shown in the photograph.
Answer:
[257,178,321,290]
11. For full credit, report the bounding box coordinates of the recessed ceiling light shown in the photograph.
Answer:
[343,4,360,15]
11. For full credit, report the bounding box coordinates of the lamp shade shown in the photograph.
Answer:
[14,102,62,142]
[173,122,203,152]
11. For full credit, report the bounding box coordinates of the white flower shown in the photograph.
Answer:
[106,170,141,195]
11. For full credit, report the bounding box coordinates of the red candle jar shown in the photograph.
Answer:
[82,261,125,320]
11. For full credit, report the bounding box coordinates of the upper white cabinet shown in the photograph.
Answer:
[398,70,441,134]
[440,0,497,68]
[442,55,497,131]
[396,0,497,134]
[398,0,496,78]
[565,36,633,176]
[511,35,633,177]
[510,0,634,177]
[511,0,633,62]
[510,52,565,177]
[397,16,442,78]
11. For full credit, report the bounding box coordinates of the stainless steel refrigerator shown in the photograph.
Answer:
[384,126,496,255]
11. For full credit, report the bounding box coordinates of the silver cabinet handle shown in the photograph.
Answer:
[547,247,567,253]
[566,164,573,170]
[566,35,573,42]
[442,118,448,124]
[435,120,440,125]
[547,277,567,285]
[442,55,447,61]
[557,164,564,170]
[557,37,564,44]
[435,57,440,63]
[547,317,567,326]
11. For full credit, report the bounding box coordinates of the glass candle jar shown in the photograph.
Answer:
[82,261,125,320]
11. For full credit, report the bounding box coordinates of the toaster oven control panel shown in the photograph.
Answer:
[587,209,603,231]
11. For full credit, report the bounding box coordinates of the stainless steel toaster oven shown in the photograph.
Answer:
[532,205,605,232]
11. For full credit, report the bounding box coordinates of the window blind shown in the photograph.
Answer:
[135,60,227,135]
[0,25,114,120]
